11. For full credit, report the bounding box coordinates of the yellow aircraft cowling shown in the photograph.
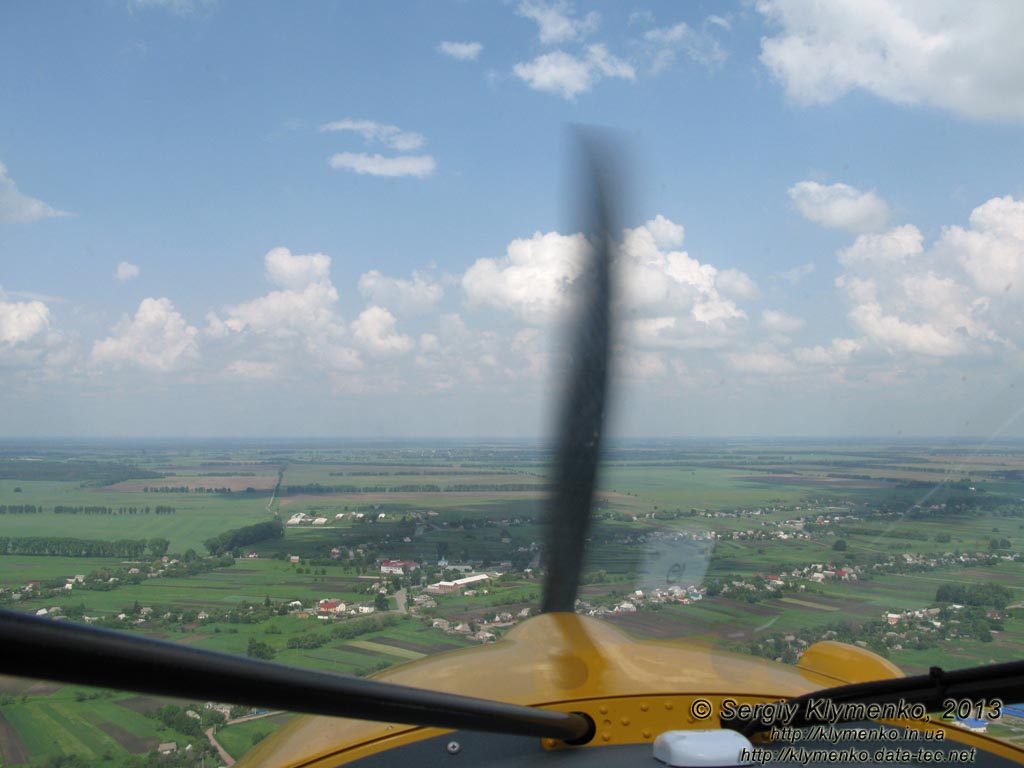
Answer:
[239,614,901,767]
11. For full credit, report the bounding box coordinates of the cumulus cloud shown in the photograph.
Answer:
[319,119,425,152]
[208,247,365,374]
[438,41,483,61]
[463,231,589,320]
[0,296,50,345]
[757,0,1024,121]
[463,215,754,352]
[92,297,198,371]
[789,181,891,233]
[115,262,140,282]
[0,162,68,224]
[938,196,1024,296]
[838,224,924,268]
[358,270,443,314]
[513,44,634,100]
[828,199,1016,360]
[351,306,415,356]
[214,247,342,338]
[516,0,599,44]
[617,217,751,341]
[328,152,436,178]
[644,214,684,249]
[847,302,967,357]
[265,247,330,289]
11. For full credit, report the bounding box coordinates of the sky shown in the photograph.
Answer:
[2,0,1024,440]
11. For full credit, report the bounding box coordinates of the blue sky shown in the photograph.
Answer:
[2,0,1024,439]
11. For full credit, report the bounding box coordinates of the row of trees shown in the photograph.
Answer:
[0,536,150,558]
[0,504,42,514]
[143,486,243,493]
[282,482,549,495]
[204,519,284,555]
[0,505,178,515]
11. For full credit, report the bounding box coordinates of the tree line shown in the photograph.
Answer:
[935,582,1013,609]
[53,505,177,515]
[143,486,244,493]
[204,519,284,555]
[0,504,177,515]
[0,536,151,558]
[0,504,42,514]
[283,482,550,495]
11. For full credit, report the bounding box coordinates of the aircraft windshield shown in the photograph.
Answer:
[1,1,1023,765]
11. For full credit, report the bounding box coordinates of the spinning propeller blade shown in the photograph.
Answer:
[541,131,617,614]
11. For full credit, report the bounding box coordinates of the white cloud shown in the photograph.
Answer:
[438,41,483,61]
[939,195,1024,296]
[0,162,68,224]
[643,22,728,73]
[757,0,1024,121]
[829,201,1010,360]
[707,15,732,31]
[463,231,589,320]
[516,0,599,44]
[351,306,414,356]
[788,181,891,233]
[760,309,805,333]
[265,247,330,289]
[0,296,50,345]
[328,152,436,178]
[838,224,924,268]
[115,262,140,282]
[793,338,861,365]
[208,247,366,375]
[514,52,591,100]
[215,248,342,338]
[618,217,751,339]
[319,119,425,152]
[644,214,685,249]
[92,297,198,371]
[587,44,635,80]
[463,216,753,355]
[848,302,966,357]
[513,45,634,100]
[358,270,443,314]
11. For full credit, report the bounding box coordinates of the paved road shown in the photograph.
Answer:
[395,587,407,613]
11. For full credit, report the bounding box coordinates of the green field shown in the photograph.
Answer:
[0,687,198,765]
[216,713,295,761]
[0,439,1023,765]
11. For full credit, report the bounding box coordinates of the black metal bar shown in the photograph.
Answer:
[725,659,1024,736]
[542,131,615,614]
[0,608,592,742]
